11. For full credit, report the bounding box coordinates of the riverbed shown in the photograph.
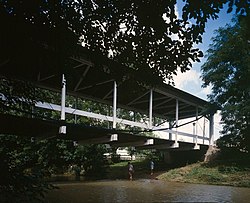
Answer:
[45,179,250,202]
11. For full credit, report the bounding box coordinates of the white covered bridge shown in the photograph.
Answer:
[1,48,216,152]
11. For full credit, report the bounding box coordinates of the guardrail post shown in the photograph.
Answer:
[172,99,179,147]
[195,107,198,145]
[169,120,173,140]
[113,80,117,129]
[149,89,153,129]
[59,74,66,134]
[193,122,196,143]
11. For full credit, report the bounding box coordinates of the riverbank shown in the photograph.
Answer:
[106,159,250,188]
[158,161,250,188]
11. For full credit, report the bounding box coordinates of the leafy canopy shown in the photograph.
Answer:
[1,0,248,84]
[201,14,250,153]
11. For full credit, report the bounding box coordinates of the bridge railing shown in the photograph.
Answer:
[36,102,210,145]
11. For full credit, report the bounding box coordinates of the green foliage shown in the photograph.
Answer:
[187,166,224,183]
[0,134,55,202]
[139,149,164,162]
[158,161,250,187]
[0,134,110,201]
[161,163,225,183]
[1,1,250,200]
[0,77,51,115]
[36,139,75,174]
[1,1,248,84]
[218,165,241,173]
[201,15,250,153]
[72,144,108,178]
[36,139,109,178]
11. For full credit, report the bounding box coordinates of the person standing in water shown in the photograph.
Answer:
[128,162,134,180]
[150,160,154,176]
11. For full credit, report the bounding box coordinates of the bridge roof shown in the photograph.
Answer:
[1,48,209,120]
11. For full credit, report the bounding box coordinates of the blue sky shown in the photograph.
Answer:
[172,5,235,140]
[174,6,234,100]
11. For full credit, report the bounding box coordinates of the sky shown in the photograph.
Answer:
[171,4,235,141]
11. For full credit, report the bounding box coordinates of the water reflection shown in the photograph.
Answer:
[46,179,250,203]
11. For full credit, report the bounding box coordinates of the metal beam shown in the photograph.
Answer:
[73,65,91,91]
[75,79,114,92]
[69,56,94,67]
[36,102,148,129]
[162,103,190,114]
[78,134,118,144]
[155,88,206,109]
[153,98,173,108]
[38,74,55,82]
[126,91,150,106]
[111,139,154,147]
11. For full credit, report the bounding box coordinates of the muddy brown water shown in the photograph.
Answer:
[45,179,250,203]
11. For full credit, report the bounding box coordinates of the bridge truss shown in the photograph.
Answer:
[1,48,215,151]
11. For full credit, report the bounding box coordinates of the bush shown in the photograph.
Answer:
[187,166,224,183]
[218,165,241,173]
[0,135,55,202]
[111,154,121,163]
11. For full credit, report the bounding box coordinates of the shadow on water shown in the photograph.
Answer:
[46,174,86,182]
[45,179,250,203]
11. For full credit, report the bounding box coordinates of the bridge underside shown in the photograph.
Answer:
[1,113,209,152]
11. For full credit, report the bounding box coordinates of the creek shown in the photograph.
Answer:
[46,179,250,202]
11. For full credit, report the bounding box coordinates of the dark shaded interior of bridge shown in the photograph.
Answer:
[1,47,210,151]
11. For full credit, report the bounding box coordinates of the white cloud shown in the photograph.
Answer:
[172,67,213,101]
[173,69,201,89]
[200,84,212,95]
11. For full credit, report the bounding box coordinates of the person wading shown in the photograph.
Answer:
[128,162,134,181]
[150,160,154,176]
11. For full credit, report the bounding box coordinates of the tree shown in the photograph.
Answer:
[201,14,250,153]
[0,135,55,202]
[72,144,108,178]
[0,1,249,201]
[1,0,248,84]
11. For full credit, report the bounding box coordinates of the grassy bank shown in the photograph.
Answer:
[157,161,250,188]
[47,157,250,188]
[105,159,250,188]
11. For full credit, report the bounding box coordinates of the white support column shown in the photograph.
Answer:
[193,122,196,143]
[195,107,198,145]
[169,120,173,140]
[172,99,179,147]
[74,97,78,124]
[149,89,153,129]
[193,107,200,149]
[59,74,66,134]
[209,114,214,146]
[112,80,117,129]
[203,117,206,144]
